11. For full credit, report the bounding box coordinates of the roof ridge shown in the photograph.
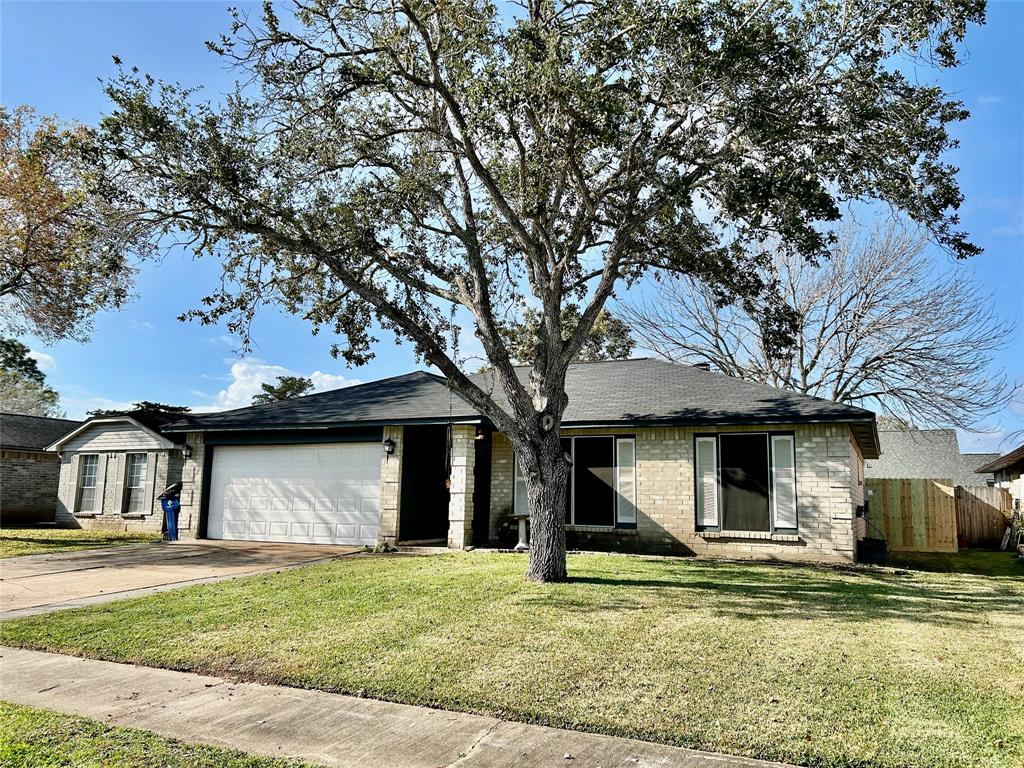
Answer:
[0,411,80,423]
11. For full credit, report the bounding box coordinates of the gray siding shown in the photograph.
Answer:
[61,422,170,453]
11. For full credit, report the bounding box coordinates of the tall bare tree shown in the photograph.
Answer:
[96,0,984,581]
[624,222,1014,428]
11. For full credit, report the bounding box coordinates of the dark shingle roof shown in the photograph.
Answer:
[167,359,879,455]
[165,371,479,432]
[0,412,82,451]
[974,443,1024,475]
[864,429,1000,485]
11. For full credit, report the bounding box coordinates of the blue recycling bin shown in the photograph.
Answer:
[161,496,181,541]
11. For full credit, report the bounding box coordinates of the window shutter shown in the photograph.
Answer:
[695,437,719,528]
[67,454,80,514]
[513,456,528,518]
[771,435,797,530]
[112,454,127,514]
[615,438,637,525]
[142,452,158,515]
[93,454,109,515]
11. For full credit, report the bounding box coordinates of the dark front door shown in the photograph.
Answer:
[719,433,770,532]
[399,425,450,542]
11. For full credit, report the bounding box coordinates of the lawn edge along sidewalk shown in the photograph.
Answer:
[0,646,793,768]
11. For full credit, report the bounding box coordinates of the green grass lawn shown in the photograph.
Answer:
[2,552,1021,768]
[0,701,315,767]
[0,526,161,558]
[889,548,1023,576]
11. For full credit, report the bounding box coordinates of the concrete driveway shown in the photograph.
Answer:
[0,540,357,619]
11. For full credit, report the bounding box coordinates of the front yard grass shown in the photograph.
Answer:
[0,526,161,558]
[0,701,313,767]
[1,552,1021,768]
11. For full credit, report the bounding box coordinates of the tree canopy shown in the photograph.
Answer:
[96,0,985,580]
[0,105,149,342]
[252,375,316,404]
[0,335,61,416]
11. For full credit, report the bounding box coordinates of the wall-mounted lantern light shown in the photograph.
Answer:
[182,444,193,460]
[382,437,396,456]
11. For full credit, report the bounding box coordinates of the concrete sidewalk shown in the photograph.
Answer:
[1,647,792,768]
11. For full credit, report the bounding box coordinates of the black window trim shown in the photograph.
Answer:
[693,431,798,535]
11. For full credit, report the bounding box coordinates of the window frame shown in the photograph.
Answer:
[75,454,100,513]
[512,434,637,530]
[693,431,798,535]
[123,452,149,515]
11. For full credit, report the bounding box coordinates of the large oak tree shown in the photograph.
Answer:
[97,0,984,581]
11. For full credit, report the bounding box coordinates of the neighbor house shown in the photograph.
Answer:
[48,410,188,532]
[159,359,879,563]
[975,444,1024,513]
[865,427,1000,487]
[0,412,81,524]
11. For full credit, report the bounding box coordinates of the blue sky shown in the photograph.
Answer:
[1,0,1022,451]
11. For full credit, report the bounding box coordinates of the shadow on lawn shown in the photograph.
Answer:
[560,562,1023,627]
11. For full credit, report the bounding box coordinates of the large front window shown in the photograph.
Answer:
[75,454,99,512]
[695,433,797,533]
[124,453,149,514]
[514,436,637,528]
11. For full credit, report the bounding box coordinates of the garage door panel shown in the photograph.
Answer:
[208,443,381,546]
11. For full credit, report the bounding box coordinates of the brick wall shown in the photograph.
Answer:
[486,423,865,563]
[447,424,476,548]
[379,425,403,544]
[0,449,60,523]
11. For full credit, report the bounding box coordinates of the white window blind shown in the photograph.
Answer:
[513,457,528,518]
[125,453,149,514]
[695,437,719,527]
[615,438,637,525]
[76,454,99,512]
[771,435,797,530]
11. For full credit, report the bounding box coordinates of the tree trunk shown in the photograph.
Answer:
[521,428,571,583]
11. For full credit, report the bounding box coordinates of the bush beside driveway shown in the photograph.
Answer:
[1,552,1021,768]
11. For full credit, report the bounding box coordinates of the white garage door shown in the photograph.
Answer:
[207,443,381,545]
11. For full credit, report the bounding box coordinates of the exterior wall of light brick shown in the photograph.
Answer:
[489,432,515,544]
[54,447,184,533]
[447,425,476,548]
[379,426,403,544]
[0,449,60,523]
[486,423,865,563]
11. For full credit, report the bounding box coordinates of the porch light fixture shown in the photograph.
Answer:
[382,437,396,456]
[182,444,193,459]
[474,426,487,441]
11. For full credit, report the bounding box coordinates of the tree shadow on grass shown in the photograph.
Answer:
[555,561,1023,627]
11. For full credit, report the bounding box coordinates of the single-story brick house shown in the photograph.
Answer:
[0,412,81,524]
[47,412,187,532]
[155,359,879,562]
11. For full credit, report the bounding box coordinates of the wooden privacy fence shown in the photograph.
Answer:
[865,478,957,552]
[955,485,1013,548]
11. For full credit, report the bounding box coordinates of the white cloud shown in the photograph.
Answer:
[193,357,360,412]
[28,350,56,373]
[126,318,155,332]
[977,94,1004,106]
[59,389,134,420]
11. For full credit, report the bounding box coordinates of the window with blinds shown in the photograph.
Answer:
[695,433,798,533]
